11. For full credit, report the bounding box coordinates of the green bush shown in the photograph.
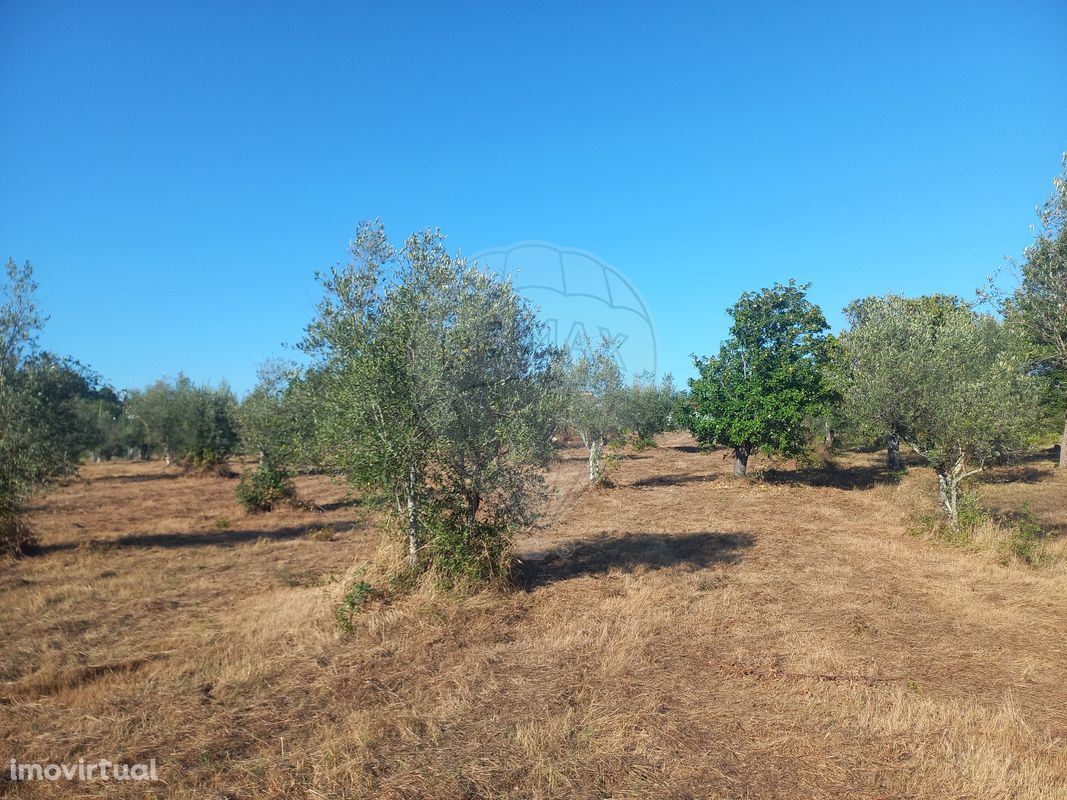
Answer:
[1002,506,1047,566]
[335,581,376,631]
[1,509,38,558]
[235,463,296,513]
[426,515,512,589]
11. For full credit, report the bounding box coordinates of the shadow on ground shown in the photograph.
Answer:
[671,444,702,454]
[34,522,355,554]
[759,464,902,490]
[515,530,755,589]
[977,466,1053,485]
[84,471,184,484]
[630,473,718,488]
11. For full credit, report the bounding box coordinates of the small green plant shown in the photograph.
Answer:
[1001,506,1047,566]
[304,526,335,542]
[631,434,657,451]
[214,516,231,529]
[335,581,376,631]
[235,462,296,512]
[425,513,512,589]
[593,451,621,489]
[955,490,987,532]
[0,512,38,558]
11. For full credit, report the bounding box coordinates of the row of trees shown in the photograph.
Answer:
[684,284,1041,524]
[3,162,1064,575]
[681,159,1066,524]
[237,225,679,580]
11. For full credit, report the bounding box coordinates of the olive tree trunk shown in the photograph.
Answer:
[1059,411,1067,469]
[588,438,603,484]
[887,432,904,471]
[406,465,419,568]
[937,470,959,527]
[937,455,982,528]
[733,446,750,477]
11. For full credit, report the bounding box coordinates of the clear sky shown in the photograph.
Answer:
[2,0,1065,395]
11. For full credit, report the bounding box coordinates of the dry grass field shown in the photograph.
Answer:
[2,433,1066,799]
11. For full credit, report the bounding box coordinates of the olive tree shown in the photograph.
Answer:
[234,361,318,511]
[841,294,1037,524]
[619,371,676,449]
[238,360,318,466]
[840,294,962,470]
[127,375,239,470]
[301,222,557,583]
[561,335,625,483]
[0,259,90,555]
[687,281,834,476]
[1002,157,1067,467]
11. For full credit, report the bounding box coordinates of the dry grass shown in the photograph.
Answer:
[1,437,1065,798]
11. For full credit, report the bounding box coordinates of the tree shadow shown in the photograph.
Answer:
[985,506,1067,539]
[1007,447,1059,467]
[759,464,901,490]
[977,466,1052,485]
[671,444,702,454]
[85,471,184,484]
[312,498,361,512]
[33,522,354,554]
[514,530,754,589]
[630,473,718,488]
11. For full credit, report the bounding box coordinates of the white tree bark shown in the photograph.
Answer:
[588,438,603,484]
[938,455,983,528]
[406,465,418,568]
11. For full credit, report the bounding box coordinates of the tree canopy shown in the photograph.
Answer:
[687,281,834,476]
[840,293,1037,523]
[1003,156,1067,467]
[301,222,558,584]
[1,259,95,554]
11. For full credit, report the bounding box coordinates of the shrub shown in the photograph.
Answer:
[999,507,1048,566]
[235,462,296,513]
[335,581,376,631]
[0,507,38,557]
[924,492,1052,567]
[425,513,512,589]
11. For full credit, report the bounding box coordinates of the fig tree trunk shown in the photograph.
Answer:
[733,446,749,477]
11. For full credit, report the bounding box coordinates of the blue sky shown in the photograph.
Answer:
[2,0,1065,395]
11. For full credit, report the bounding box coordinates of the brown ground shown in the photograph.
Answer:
[1,434,1065,799]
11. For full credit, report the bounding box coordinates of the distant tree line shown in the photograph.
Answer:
[3,159,1065,578]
